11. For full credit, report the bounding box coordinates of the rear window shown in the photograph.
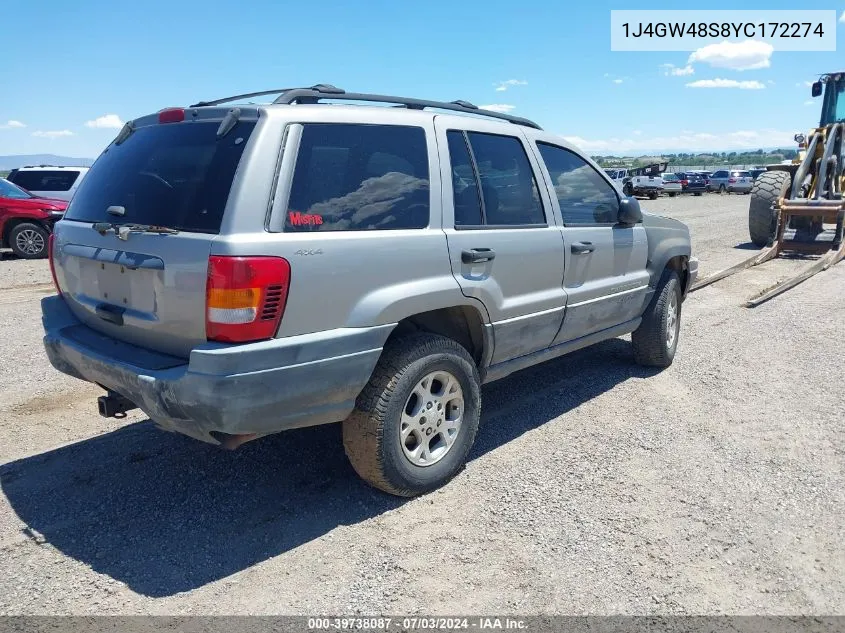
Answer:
[733,171,750,177]
[64,120,255,234]
[9,170,79,192]
[285,123,430,231]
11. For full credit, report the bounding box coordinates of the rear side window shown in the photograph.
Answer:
[9,170,79,192]
[447,131,483,226]
[64,121,255,234]
[465,132,545,226]
[285,124,430,232]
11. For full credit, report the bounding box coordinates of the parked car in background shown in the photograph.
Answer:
[749,168,767,180]
[0,178,67,258]
[674,172,706,196]
[41,85,698,497]
[708,169,753,194]
[661,173,683,196]
[6,166,89,202]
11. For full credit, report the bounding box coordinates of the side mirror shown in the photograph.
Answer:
[811,81,822,98]
[618,196,642,225]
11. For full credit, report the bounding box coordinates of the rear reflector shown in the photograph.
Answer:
[206,256,290,343]
[48,233,61,294]
[158,108,185,124]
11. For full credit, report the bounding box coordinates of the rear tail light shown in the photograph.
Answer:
[48,233,61,295]
[206,256,291,343]
[158,108,185,124]
[681,180,689,186]
[728,178,737,183]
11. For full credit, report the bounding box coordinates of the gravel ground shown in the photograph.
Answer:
[0,193,843,615]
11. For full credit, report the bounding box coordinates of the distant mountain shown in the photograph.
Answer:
[0,154,95,171]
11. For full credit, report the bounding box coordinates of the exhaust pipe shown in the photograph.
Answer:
[210,431,259,450]
[97,392,137,419]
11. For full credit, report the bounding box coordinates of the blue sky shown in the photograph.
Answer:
[1,0,843,158]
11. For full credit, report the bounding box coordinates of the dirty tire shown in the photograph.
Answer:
[749,170,790,247]
[649,192,658,200]
[623,183,634,197]
[669,193,677,197]
[343,333,481,497]
[9,222,49,259]
[632,269,681,368]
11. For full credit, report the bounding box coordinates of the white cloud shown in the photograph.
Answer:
[561,128,796,153]
[767,80,775,85]
[840,10,844,22]
[662,63,695,76]
[85,114,124,129]
[804,100,815,106]
[493,79,527,92]
[0,120,26,129]
[688,39,774,71]
[478,104,515,113]
[613,79,624,84]
[32,130,74,138]
[686,78,765,90]
[797,81,814,87]
[632,130,643,136]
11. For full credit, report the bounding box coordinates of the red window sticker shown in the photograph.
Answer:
[288,211,324,226]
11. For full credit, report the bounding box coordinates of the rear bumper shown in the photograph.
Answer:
[41,295,392,444]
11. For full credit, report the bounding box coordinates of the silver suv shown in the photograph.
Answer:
[41,85,698,497]
[7,165,89,201]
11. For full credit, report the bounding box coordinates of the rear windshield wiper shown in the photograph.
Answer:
[93,222,180,240]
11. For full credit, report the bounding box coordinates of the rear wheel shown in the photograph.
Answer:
[749,171,790,247]
[632,269,682,368]
[9,223,49,259]
[343,333,481,497]
[649,191,658,200]
[623,183,634,197]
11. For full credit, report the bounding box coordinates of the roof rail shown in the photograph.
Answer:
[189,84,542,129]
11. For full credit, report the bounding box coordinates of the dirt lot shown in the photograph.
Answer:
[0,193,843,615]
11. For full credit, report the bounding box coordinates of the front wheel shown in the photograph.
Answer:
[343,333,481,497]
[632,269,682,368]
[9,223,50,259]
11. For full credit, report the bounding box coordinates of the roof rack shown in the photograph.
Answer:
[189,84,542,130]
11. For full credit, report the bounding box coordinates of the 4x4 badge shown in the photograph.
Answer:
[294,249,323,256]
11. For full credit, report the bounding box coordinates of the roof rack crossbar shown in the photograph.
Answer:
[271,86,542,129]
[189,84,542,129]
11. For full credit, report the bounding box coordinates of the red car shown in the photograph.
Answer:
[0,178,68,259]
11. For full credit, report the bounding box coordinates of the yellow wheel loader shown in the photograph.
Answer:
[692,72,845,306]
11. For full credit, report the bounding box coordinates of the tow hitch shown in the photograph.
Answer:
[97,391,137,419]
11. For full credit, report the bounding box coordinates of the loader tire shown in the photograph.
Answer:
[749,171,790,248]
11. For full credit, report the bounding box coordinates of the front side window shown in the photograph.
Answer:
[537,143,619,225]
[286,123,430,232]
